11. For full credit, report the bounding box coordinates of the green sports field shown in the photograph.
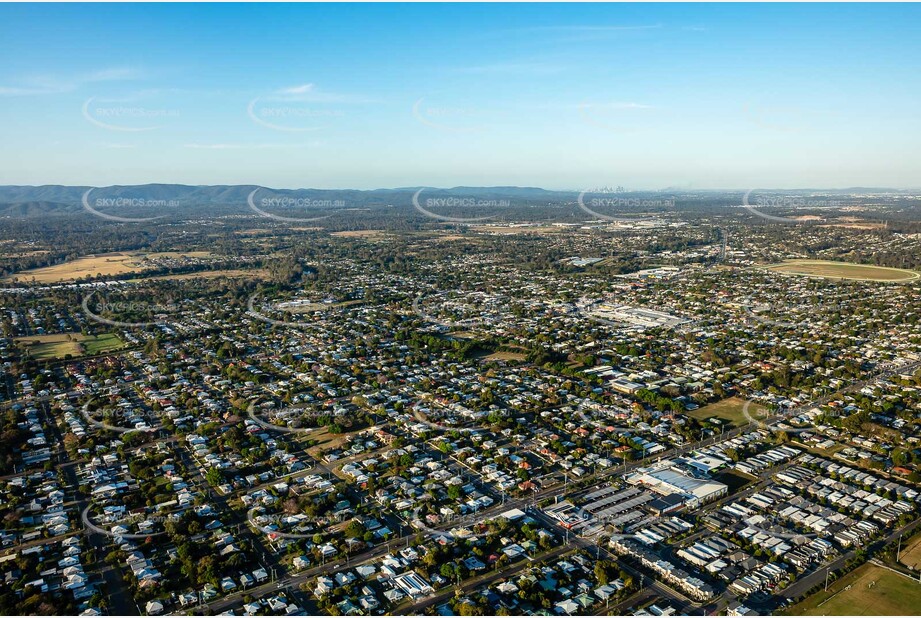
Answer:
[781,562,921,616]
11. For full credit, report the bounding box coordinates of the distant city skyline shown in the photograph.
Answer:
[2,3,920,189]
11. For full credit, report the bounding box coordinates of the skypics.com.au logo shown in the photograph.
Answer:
[247,187,344,223]
[82,96,180,132]
[412,290,510,329]
[82,506,168,539]
[248,508,349,540]
[80,401,160,435]
[82,290,180,328]
[577,188,674,222]
[742,189,841,224]
[248,83,354,132]
[82,187,178,222]
[740,399,816,437]
[412,189,508,223]
[577,101,657,133]
[246,400,332,435]
[246,294,334,330]
[411,94,509,133]
[248,101,343,133]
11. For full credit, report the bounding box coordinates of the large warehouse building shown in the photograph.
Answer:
[627,464,728,509]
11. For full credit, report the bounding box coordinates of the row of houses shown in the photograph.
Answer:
[780,463,915,527]
[734,445,802,476]
[801,454,920,502]
[728,561,788,596]
[609,537,715,601]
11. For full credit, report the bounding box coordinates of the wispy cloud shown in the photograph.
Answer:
[580,102,655,110]
[514,24,663,34]
[264,83,379,104]
[0,67,143,97]
[183,143,319,150]
[84,68,143,82]
[456,62,567,76]
[279,83,314,95]
[534,101,657,112]
[0,85,59,96]
[489,23,663,44]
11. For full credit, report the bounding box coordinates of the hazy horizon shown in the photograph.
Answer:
[3,182,921,193]
[2,3,921,189]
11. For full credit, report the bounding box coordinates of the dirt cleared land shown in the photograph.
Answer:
[331,230,387,238]
[136,268,268,282]
[821,218,888,230]
[821,223,888,230]
[16,332,124,360]
[4,251,214,283]
[689,396,765,427]
[781,562,921,615]
[761,259,920,282]
[470,225,564,235]
[429,234,467,242]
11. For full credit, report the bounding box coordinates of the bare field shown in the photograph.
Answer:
[821,223,888,230]
[429,234,467,242]
[471,225,564,235]
[761,260,919,282]
[4,251,214,283]
[331,230,387,238]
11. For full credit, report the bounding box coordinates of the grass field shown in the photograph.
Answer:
[481,351,527,362]
[15,333,124,360]
[781,562,921,615]
[689,397,766,427]
[762,260,920,283]
[136,268,267,282]
[899,533,921,570]
[4,251,213,283]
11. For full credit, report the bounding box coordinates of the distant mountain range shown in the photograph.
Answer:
[0,184,569,203]
[0,184,916,218]
[0,184,582,217]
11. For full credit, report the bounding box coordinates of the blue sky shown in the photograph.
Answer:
[1,3,920,190]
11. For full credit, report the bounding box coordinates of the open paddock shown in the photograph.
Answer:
[4,251,215,283]
[761,260,919,283]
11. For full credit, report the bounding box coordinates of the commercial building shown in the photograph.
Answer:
[627,463,728,508]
